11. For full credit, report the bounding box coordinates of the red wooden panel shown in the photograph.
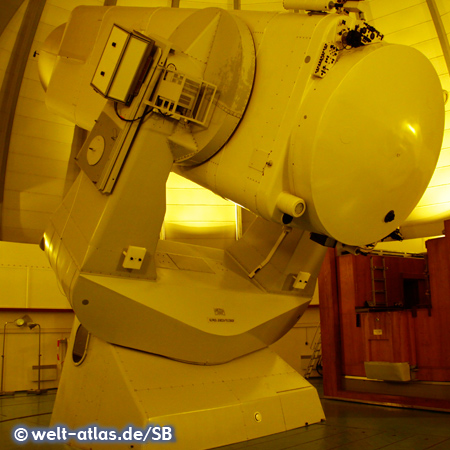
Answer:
[395,311,416,365]
[363,312,394,362]
[318,223,450,409]
[360,311,414,366]
[318,248,341,397]
[355,256,372,307]
[337,255,366,376]
[384,257,426,307]
[416,235,450,381]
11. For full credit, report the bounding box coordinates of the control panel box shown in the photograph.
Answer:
[91,25,154,105]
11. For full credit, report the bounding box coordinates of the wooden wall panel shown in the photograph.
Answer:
[363,312,394,362]
[335,254,429,378]
[398,311,417,365]
[354,255,373,307]
[337,255,366,376]
[384,257,427,307]
[320,221,450,409]
[361,311,414,365]
[421,230,450,381]
[318,248,342,398]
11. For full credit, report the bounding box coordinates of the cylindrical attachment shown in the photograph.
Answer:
[283,0,335,11]
[277,192,306,218]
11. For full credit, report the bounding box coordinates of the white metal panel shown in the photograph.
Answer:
[11,116,73,143]
[366,0,424,20]
[4,171,66,196]
[428,166,450,187]
[165,205,236,222]
[0,28,19,51]
[0,267,27,307]
[166,187,230,205]
[91,26,130,96]
[439,72,450,90]
[116,0,170,5]
[7,153,69,179]
[437,146,450,165]
[240,0,285,11]
[2,0,104,244]
[17,77,46,102]
[368,3,431,36]
[28,267,70,308]
[30,365,58,381]
[0,1,27,98]
[0,241,70,308]
[3,190,62,213]
[15,96,71,126]
[46,0,102,9]
[386,22,437,46]
[179,0,231,8]
[39,3,80,28]
[414,37,447,59]
[108,36,150,102]
[418,184,450,205]
[0,310,73,392]
[436,0,450,14]
[52,335,324,450]
[33,21,57,46]
[164,222,237,239]
[3,209,55,239]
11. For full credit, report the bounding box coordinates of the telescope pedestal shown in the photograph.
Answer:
[52,326,324,449]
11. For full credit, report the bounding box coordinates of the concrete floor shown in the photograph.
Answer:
[1,379,450,449]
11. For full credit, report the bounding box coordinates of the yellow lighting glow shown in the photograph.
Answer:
[164,173,237,242]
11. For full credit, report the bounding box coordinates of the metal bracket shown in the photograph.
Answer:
[122,246,147,270]
[294,271,311,289]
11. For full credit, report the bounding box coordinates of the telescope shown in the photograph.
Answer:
[38,1,444,448]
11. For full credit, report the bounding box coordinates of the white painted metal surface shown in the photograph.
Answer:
[3,0,450,245]
[177,12,444,246]
[37,4,444,449]
[53,321,324,450]
[0,241,69,309]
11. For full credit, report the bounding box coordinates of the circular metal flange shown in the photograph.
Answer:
[166,8,256,166]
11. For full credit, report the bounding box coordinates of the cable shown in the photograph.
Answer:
[157,109,173,117]
[248,226,292,278]
[114,102,153,123]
